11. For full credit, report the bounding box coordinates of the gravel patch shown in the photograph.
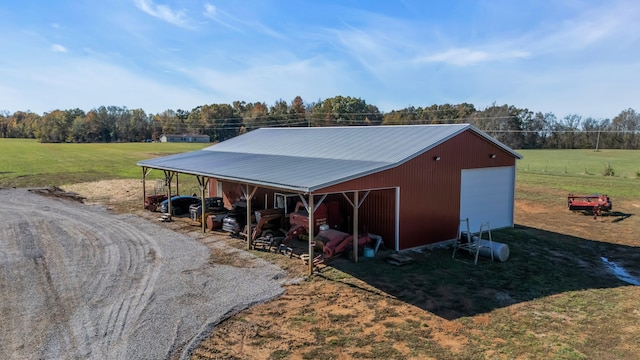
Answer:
[0,188,286,360]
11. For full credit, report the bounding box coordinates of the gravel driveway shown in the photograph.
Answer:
[0,189,286,359]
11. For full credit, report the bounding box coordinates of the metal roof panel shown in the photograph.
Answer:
[138,151,387,192]
[138,124,522,192]
[205,124,472,162]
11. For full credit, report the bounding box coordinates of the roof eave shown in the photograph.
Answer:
[137,162,310,194]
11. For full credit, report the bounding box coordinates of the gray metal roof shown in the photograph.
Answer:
[138,124,522,193]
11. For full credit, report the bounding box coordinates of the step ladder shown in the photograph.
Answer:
[452,218,494,264]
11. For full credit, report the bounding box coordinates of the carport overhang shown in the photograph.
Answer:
[138,163,399,276]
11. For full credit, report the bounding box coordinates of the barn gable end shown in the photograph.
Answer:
[313,129,518,250]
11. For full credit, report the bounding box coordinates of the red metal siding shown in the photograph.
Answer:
[358,189,396,250]
[212,181,274,210]
[316,130,516,250]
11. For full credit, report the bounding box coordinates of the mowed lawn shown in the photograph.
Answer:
[0,139,209,188]
[3,140,638,194]
[516,149,640,200]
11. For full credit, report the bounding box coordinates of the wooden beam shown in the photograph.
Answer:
[142,167,147,210]
[163,170,174,216]
[353,191,359,263]
[308,194,315,275]
[197,176,208,233]
[244,184,258,249]
[395,187,400,251]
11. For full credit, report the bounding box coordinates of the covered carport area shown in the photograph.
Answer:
[137,153,400,276]
[140,166,213,232]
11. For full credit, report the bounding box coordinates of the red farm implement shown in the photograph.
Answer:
[567,194,612,218]
[145,194,167,212]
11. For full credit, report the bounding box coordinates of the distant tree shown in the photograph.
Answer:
[3,111,39,138]
[420,103,476,124]
[155,109,182,136]
[289,96,307,127]
[267,99,290,128]
[547,114,581,149]
[35,109,73,143]
[64,108,87,142]
[199,103,241,142]
[5,98,638,149]
[129,108,151,141]
[382,106,419,125]
[469,104,525,149]
[610,108,640,149]
[310,96,379,127]
[249,102,270,128]
[520,112,548,149]
[383,103,475,126]
[578,117,603,149]
[0,111,8,138]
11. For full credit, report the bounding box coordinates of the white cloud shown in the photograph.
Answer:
[176,57,349,105]
[203,3,216,18]
[202,2,237,31]
[0,57,209,114]
[134,0,192,28]
[202,2,282,37]
[51,44,67,53]
[414,48,529,66]
[519,1,640,56]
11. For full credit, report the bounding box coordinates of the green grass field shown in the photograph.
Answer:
[0,139,209,188]
[2,140,638,200]
[517,149,640,199]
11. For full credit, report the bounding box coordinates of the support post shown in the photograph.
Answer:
[142,167,153,210]
[395,187,400,251]
[163,170,174,216]
[142,167,147,210]
[353,191,359,263]
[197,176,208,233]
[308,194,315,275]
[243,185,258,250]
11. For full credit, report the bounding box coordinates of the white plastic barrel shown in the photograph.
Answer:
[478,240,510,262]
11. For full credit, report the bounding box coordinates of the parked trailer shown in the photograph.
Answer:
[567,194,612,218]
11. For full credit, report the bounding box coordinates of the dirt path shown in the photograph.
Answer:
[0,188,286,359]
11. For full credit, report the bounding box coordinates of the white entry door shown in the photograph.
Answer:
[460,166,515,234]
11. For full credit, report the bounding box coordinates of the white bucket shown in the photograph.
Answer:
[478,240,510,262]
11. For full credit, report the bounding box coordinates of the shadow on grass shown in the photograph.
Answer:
[576,210,634,222]
[324,225,640,320]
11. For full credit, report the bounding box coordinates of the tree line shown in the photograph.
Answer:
[1,95,639,150]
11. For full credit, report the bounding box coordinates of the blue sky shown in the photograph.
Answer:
[1,0,639,119]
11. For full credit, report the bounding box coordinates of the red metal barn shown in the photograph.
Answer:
[138,124,522,252]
